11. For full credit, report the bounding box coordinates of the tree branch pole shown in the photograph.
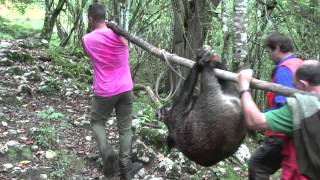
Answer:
[106,22,319,98]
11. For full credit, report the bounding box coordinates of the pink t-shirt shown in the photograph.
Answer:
[82,27,133,97]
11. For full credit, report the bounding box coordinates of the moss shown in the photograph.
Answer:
[0,59,14,66]
[0,95,21,105]
[140,128,167,151]
[167,165,182,179]
[7,147,18,160]
[50,152,86,178]
[6,66,25,75]
[61,71,73,79]
[6,146,33,162]
[36,80,61,96]
[222,167,241,180]
[18,40,42,49]
[20,146,33,160]
[26,72,42,82]
[0,113,7,121]
[6,51,35,64]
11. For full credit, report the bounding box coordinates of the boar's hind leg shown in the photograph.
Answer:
[173,63,201,114]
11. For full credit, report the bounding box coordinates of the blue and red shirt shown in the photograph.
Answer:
[265,54,303,137]
[266,54,303,110]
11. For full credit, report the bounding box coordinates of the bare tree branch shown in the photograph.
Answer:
[106,22,320,98]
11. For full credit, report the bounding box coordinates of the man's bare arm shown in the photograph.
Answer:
[241,91,269,130]
[238,70,270,131]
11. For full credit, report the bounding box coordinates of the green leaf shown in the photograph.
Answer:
[36,111,48,119]
[47,112,64,119]
[45,150,57,159]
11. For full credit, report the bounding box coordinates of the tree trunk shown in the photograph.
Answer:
[108,0,131,30]
[248,0,276,109]
[74,0,87,47]
[170,0,219,96]
[56,18,67,42]
[107,0,114,20]
[221,0,230,67]
[113,0,120,24]
[40,0,67,42]
[60,0,87,47]
[121,0,131,30]
[41,0,54,40]
[172,0,215,59]
[232,0,248,71]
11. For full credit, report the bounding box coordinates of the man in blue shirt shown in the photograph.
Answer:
[249,32,303,180]
[239,60,320,180]
[268,54,303,109]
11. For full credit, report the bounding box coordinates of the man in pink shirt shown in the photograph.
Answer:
[82,3,141,180]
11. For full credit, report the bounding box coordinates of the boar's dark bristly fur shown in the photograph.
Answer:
[158,47,247,166]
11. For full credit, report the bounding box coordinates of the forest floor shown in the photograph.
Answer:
[0,39,167,180]
[0,39,265,180]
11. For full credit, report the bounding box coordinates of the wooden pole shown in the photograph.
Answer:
[106,22,319,98]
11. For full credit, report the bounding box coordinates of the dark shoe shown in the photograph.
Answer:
[120,162,143,180]
[103,153,120,178]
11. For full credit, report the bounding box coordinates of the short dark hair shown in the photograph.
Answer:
[265,32,294,53]
[296,61,320,86]
[88,3,106,22]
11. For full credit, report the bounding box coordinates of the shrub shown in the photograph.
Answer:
[34,108,65,149]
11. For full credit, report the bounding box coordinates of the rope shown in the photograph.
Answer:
[154,50,185,102]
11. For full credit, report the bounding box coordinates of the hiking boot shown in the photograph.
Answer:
[103,153,120,178]
[120,162,143,180]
